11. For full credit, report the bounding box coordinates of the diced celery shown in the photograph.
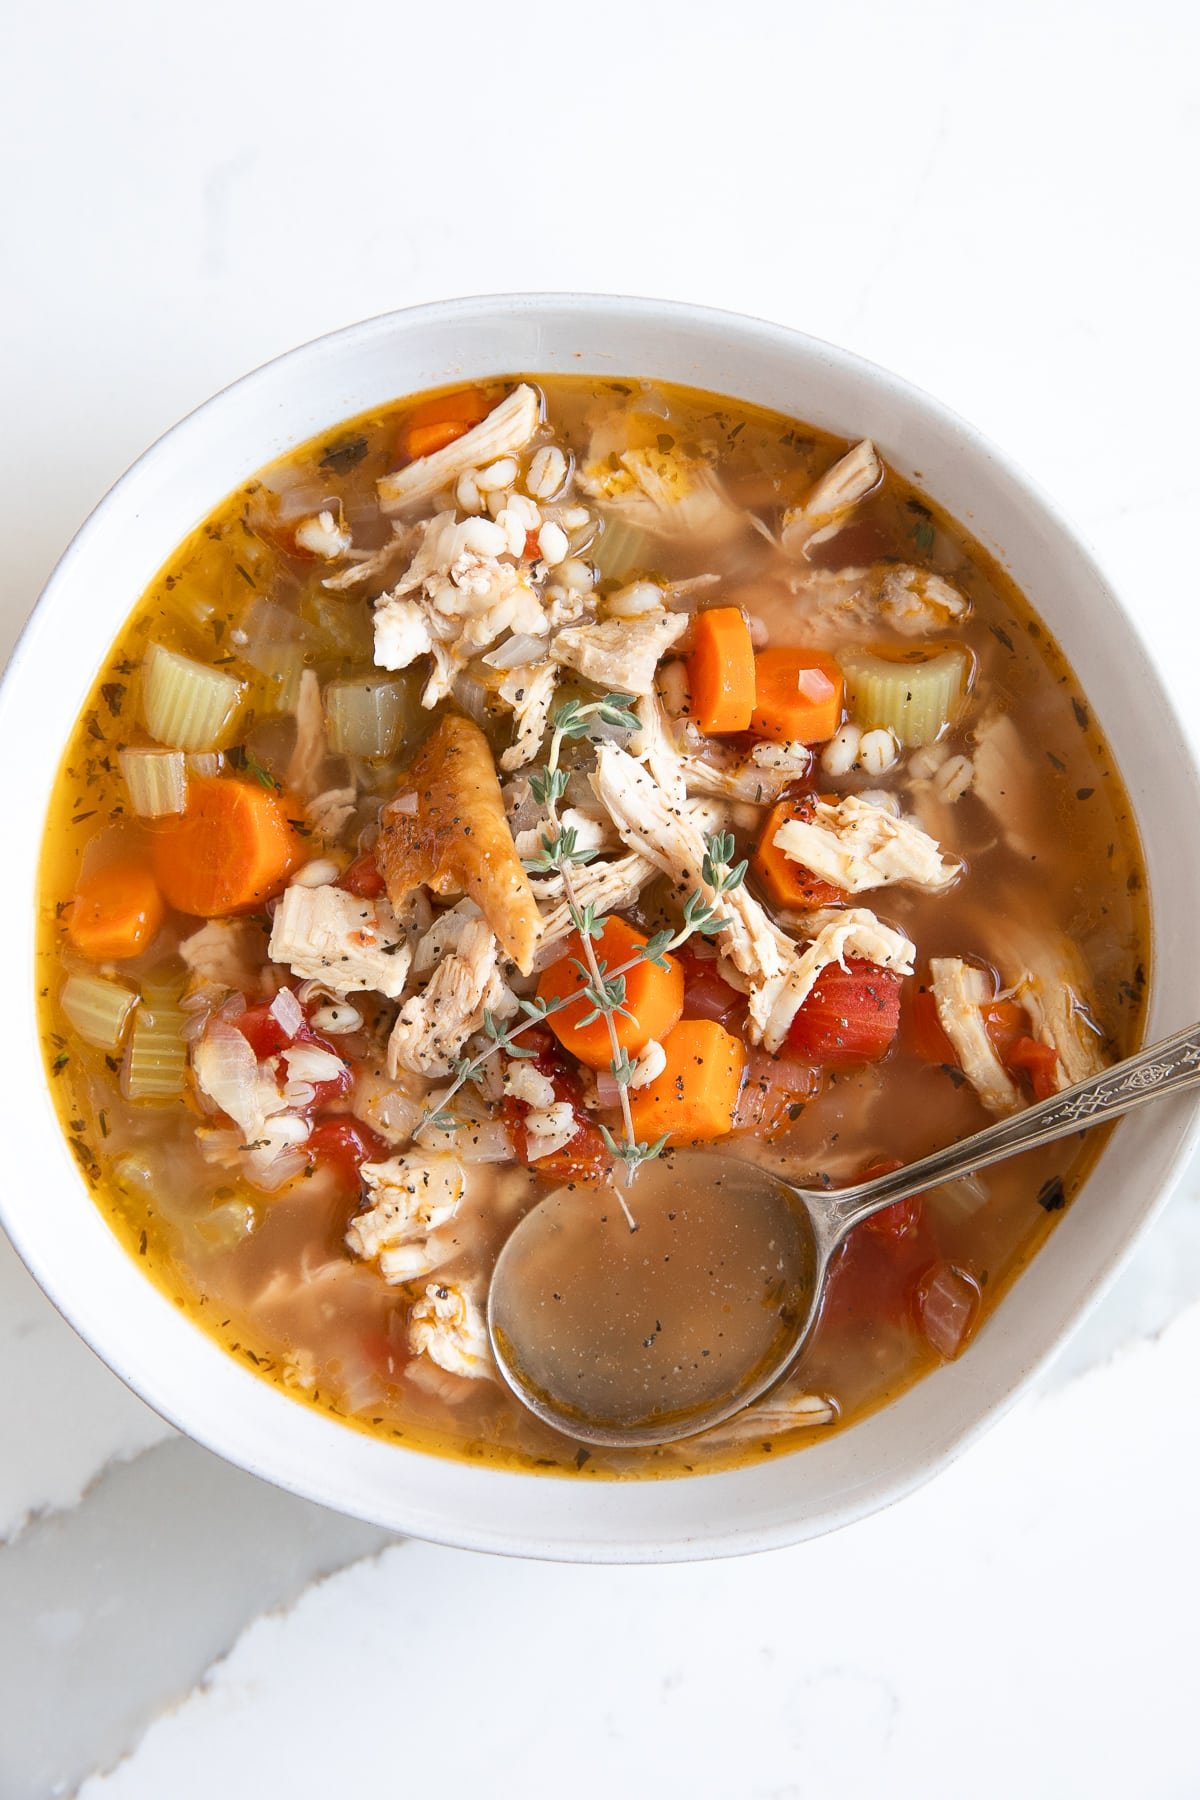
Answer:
[592,513,658,582]
[119,747,188,818]
[839,645,970,747]
[248,644,308,716]
[60,973,138,1050]
[324,675,415,760]
[186,751,224,778]
[142,643,244,752]
[122,1000,189,1102]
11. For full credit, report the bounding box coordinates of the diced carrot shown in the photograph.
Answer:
[629,1018,746,1145]
[909,986,957,1064]
[750,648,844,745]
[785,958,903,1066]
[688,607,756,734]
[67,858,164,962]
[751,798,845,910]
[536,917,684,1070]
[397,387,491,463]
[1006,1034,1061,1101]
[151,777,301,918]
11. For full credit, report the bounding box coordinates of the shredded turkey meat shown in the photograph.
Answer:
[772,794,960,894]
[408,1281,493,1380]
[781,439,882,556]
[552,610,688,695]
[345,1154,465,1283]
[387,917,517,1078]
[929,958,1022,1116]
[377,384,541,516]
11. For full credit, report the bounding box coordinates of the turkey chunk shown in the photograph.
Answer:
[994,927,1108,1090]
[387,918,517,1078]
[498,661,558,771]
[552,611,688,695]
[532,850,657,959]
[772,794,959,894]
[408,1281,492,1380]
[372,510,547,707]
[781,440,882,556]
[971,707,1042,859]
[376,714,542,974]
[268,884,411,997]
[345,1153,465,1284]
[591,742,809,1049]
[580,438,741,540]
[180,917,270,994]
[878,566,970,635]
[377,384,541,515]
[929,958,1021,1116]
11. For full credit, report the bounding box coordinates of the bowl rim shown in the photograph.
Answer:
[4,291,1199,1562]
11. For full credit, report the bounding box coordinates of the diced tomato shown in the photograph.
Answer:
[785,958,903,1067]
[522,527,542,561]
[982,998,1026,1063]
[235,1000,352,1108]
[855,1158,924,1241]
[306,1117,390,1190]
[1006,1034,1061,1101]
[501,1047,613,1184]
[339,850,387,899]
[675,944,745,1028]
[236,1003,293,1059]
[820,1205,937,1336]
[908,987,957,1064]
[913,1261,981,1361]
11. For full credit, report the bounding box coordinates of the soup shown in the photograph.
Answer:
[36,376,1148,1476]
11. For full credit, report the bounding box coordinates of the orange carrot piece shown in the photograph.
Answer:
[688,607,756,734]
[151,777,301,918]
[629,1018,746,1145]
[536,917,684,1070]
[398,386,491,463]
[751,799,845,910]
[750,648,844,744]
[67,859,165,962]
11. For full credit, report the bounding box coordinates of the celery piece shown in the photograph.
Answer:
[324,676,415,760]
[142,643,244,752]
[122,1000,189,1102]
[839,645,970,747]
[60,973,138,1051]
[119,747,188,818]
[591,513,658,583]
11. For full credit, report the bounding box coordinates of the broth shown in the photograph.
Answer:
[36,375,1149,1477]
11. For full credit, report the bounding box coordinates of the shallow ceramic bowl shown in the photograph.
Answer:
[3,296,1198,1562]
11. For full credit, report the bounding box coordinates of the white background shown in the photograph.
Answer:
[3,2,1199,1795]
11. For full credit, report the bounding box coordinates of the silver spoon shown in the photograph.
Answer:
[488,1020,1200,1448]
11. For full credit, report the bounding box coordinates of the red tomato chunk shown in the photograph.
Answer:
[786,959,903,1066]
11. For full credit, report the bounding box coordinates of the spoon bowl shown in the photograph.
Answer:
[488,1021,1200,1447]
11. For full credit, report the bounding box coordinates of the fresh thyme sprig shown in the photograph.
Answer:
[416,696,747,1196]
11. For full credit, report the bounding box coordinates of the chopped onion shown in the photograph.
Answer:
[481,633,550,671]
[268,987,305,1038]
[593,1069,622,1109]
[391,791,419,815]
[450,673,488,725]
[916,1263,981,1360]
[795,667,836,704]
[325,676,414,760]
[186,751,224,778]
[417,1119,512,1162]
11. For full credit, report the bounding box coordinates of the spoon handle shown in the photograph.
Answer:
[817,1020,1200,1239]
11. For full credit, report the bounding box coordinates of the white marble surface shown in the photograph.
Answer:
[2,1,1198,1793]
